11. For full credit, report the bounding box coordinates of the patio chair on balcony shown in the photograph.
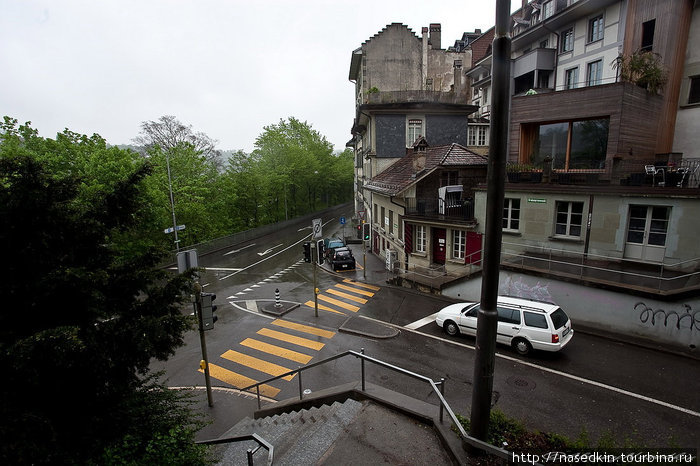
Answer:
[645,165,665,186]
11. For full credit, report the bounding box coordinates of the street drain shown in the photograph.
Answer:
[506,376,536,390]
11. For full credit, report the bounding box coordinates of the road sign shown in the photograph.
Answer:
[164,224,186,234]
[340,216,346,225]
[312,218,322,239]
[358,210,365,220]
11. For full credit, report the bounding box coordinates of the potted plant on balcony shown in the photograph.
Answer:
[507,163,540,183]
[612,51,668,95]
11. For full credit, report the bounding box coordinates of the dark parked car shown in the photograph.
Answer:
[329,247,356,271]
[323,237,345,260]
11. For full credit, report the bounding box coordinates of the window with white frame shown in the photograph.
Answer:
[452,230,466,260]
[565,67,578,89]
[415,225,426,252]
[407,118,423,146]
[561,27,574,52]
[588,15,604,42]
[555,201,584,237]
[503,198,521,231]
[586,59,603,86]
[688,76,700,104]
[469,126,488,146]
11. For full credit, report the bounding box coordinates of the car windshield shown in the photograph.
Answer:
[550,308,569,329]
[336,251,352,258]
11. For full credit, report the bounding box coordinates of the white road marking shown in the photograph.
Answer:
[245,300,259,313]
[405,312,439,330]
[391,315,700,419]
[257,244,284,256]
[203,267,243,272]
[223,243,256,256]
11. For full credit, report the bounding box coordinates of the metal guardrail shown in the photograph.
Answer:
[239,348,513,462]
[197,433,273,466]
[502,242,700,293]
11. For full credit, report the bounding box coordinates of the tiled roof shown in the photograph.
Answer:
[365,143,488,195]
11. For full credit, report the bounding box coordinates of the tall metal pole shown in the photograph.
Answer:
[165,149,180,252]
[470,0,511,442]
[312,241,319,317]
[194,282,213,406]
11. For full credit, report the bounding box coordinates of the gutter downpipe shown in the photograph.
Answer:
[470,0,511,448]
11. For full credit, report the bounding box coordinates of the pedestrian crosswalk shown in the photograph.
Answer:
[200,318,336,398]
[303,279,380,316]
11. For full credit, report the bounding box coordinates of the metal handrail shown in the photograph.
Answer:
[197,432,273,466]
[239,348,512,462]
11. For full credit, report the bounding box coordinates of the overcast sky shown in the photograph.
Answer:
[1,1,515,154]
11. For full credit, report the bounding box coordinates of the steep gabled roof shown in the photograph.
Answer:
[365,143,488,196]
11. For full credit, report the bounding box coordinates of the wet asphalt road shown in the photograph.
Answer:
[154,206,700,449]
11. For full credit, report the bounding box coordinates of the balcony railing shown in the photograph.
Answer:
[405,197,476,223]
[505,158,700,188]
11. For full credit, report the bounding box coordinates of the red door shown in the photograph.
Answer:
[432,228,446,264]
[466,232,483,265]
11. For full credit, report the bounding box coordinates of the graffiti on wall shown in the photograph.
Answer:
[635,302,700,331]
[502,276,554,303]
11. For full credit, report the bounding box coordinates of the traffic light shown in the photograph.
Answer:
[316,239,324,265]
[303,241,311,262]
[362,223,370,241]
[357,224,362,239]
[201,292,218,330]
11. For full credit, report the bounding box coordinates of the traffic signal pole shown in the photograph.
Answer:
[194,282,214,407]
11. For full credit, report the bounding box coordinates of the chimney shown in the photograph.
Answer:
[453,60,463,94]
[429,23,441,50]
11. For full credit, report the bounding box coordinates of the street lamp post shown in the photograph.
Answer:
[165,149,180,251]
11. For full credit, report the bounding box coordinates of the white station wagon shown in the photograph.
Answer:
[435,295,573,355]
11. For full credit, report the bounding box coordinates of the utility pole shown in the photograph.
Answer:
[194,282,214,406]
[470,0,511,442]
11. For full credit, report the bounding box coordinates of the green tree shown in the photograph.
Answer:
[0,119,208,464]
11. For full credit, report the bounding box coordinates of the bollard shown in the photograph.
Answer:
[275,288,281,307]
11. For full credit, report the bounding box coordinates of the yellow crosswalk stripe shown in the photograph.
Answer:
[240,338,313,364]
[304,301,347,315]
[221,350,295,381]
[318,294,360,312]
[257,328,325,350]
[335,283,375,297]
[201,363,280,398]
[326,288,368,304]
[271,319,336,339]
[342,279,380,291]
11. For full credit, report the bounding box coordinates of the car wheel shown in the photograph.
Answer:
[444,321,459,336]
[513,338,532,356]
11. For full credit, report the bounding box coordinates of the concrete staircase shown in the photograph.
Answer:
[215,399,364,465]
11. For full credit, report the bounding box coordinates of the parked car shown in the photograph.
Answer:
[329,247,356,271]
[435,295,573,355]
[323,237,345,260]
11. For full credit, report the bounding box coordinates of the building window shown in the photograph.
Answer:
[503,198,521,231]
[440,170,459,186]
[452,230,466,260]
[407,118,423,146]
[542,1,554,19]
[688,76,700,104]
[380,206,385,230]
[565,67,578,89]
[586,59,603,86]
[561,27,574,52]
[555,201,584,237]
[415,225,426,253]
[641,19,655,52]
[588,15,604,43]
[523,118,608,170]
[374,203,378,225]
[389,210,394,235]
[469,126,488,146]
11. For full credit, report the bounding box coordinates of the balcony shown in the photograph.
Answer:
[363,90,467,106]
[513,47,555,80]
[404,197,476,225]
